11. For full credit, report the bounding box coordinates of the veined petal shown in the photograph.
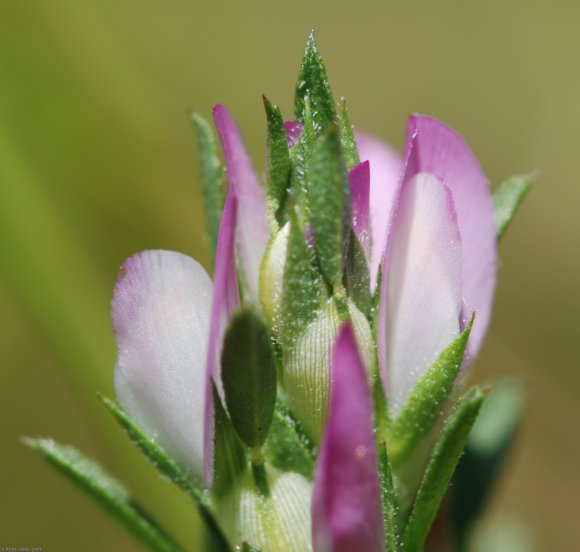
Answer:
[204,189,240,486]
[312,325,384,552]
[213,104,269,303]
[349,161,371,257]
[356,132,401,290]
[381,173,463,416]
[112,250,212,481]
[405,115,496,361]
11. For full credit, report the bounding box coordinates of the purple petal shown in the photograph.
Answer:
[380,172,463,415]
[404,115,497,361]
[203,189,240,487]
[112,250,212,481]
[312,325,384,552]
[356,132,401,291]
[349,161,371,257]
[284,120,303,148]
[213,104,269,303]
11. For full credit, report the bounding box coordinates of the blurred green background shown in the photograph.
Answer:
[1,0,579,550]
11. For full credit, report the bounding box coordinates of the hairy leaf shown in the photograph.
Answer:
[493,173,534,240]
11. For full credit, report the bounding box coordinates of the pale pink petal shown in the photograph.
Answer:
[349,161,371,257]
[112,250,212,481]
[284,120,303,148]
[203,189,240,486]
[404,115,496,361]
[312,325,384,552]
[356,132,401,291]
[213,104,269,303]
[381,172,463,416]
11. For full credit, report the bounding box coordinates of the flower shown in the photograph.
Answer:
[111,36,497,551]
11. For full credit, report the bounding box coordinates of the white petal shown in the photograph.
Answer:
[386,173,462,416]
[112,250,212,480]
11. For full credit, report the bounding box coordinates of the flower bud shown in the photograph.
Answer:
[215,467,312,552]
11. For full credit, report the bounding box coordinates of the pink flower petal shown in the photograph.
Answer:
[349,161,371,257]
[112,250,212,481]
[284,120,303,148]
[380,172,463,415]
[213,104,269,303]
[404,115,496,361]
[356,132,401,291]
[312,325,384,552]
[203,189,240,487]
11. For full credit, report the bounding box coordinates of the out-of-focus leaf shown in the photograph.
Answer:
[189,111,226,260]
[452,380,525,548]
[235,542,262,551]
[389,319,473,467]
[402,387,486,552]
[339,99,360,170]
[377,441,401,552]
[221,308,277,450]
[294,31,336,133]
[262,400,315,479]
[493,173,534,240]
[309,125,351,290]
[24,438,185,552]
[99,396,231,550]
[263,97,292,226]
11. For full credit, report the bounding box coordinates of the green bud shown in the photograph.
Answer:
[283,297,375,442]
[215,466,312,552]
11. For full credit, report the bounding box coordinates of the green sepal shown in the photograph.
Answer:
[389,318,474,467]
[309,125,351,290]
[281,214,327,348]
[344,229,371,318]
[493,173,534,240]
[377,441,401,552]
[402,387,487,552]
[212,384,248,498]
[24,438,186,552]
[99,396,230,550]
[189,110,226,261]
[339,99,360,170]
[451,380,525,549]
[263,96,292,226]
[289,97,316,225]
[262,400,315,479]
[221,307,277,450]
[294,31,336,133]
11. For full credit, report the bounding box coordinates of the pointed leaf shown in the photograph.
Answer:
[452,380,525,547]
[389,319,473,467]
[189,111,226,260]
[339,100,360,170]
[99,396,231,550]
[402,387,487,552]
[262,400,315,479]
[25,438,186,552]
[212,385,248,497]
[221,307,277,449]
[282,215,327,348]
[312,325,384,552]
[344,230,371,317]
[493,173,534,240]
[294,31,336,133]
[309,125,351,289]
[264,97,292,225]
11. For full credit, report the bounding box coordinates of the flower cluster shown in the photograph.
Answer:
[29,33,532,552]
